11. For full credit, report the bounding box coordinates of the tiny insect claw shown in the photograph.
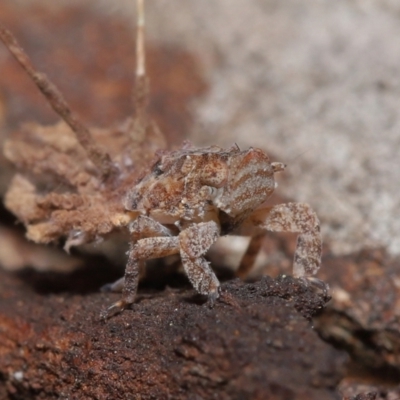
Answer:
[100,300,129,320]
[299,276,330,297]
[207,287,221,309]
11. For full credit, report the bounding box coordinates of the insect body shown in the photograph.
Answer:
[105,144,322,316]
[0,2,322,318]
[128,145,279,228]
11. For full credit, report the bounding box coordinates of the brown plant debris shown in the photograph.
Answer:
[0,19,166,252]
[3,119,163,248]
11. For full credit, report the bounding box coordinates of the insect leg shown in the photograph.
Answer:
[236,231,266,279]
[102,235,180,318]
[129,215,173,241]
[179,221,221,305]
[101,215,173,293]
[242,203,322,278]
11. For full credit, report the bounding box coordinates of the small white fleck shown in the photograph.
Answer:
[13,371,23,381]
[333,287,351,303]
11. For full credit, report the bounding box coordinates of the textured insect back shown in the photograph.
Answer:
[214,148,276,217]
[199,153,229,188]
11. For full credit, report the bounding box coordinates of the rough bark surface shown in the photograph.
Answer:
[315,249,400,371]
[0,268,346,399]
[2,1,400,399]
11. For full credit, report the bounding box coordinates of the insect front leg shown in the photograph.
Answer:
[240,203,322,279]
[102,236,180,318]
[179,220,221,305]
[101,216,173,293]
[101,217,178,318]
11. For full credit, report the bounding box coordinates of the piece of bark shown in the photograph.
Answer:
[315,249,400,371]
[0,268,347,399]
[211,230,400,375]
[339,380,400,400]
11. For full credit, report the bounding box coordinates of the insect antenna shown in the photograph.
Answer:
[129,0,162,144]
[0,25,117,180]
